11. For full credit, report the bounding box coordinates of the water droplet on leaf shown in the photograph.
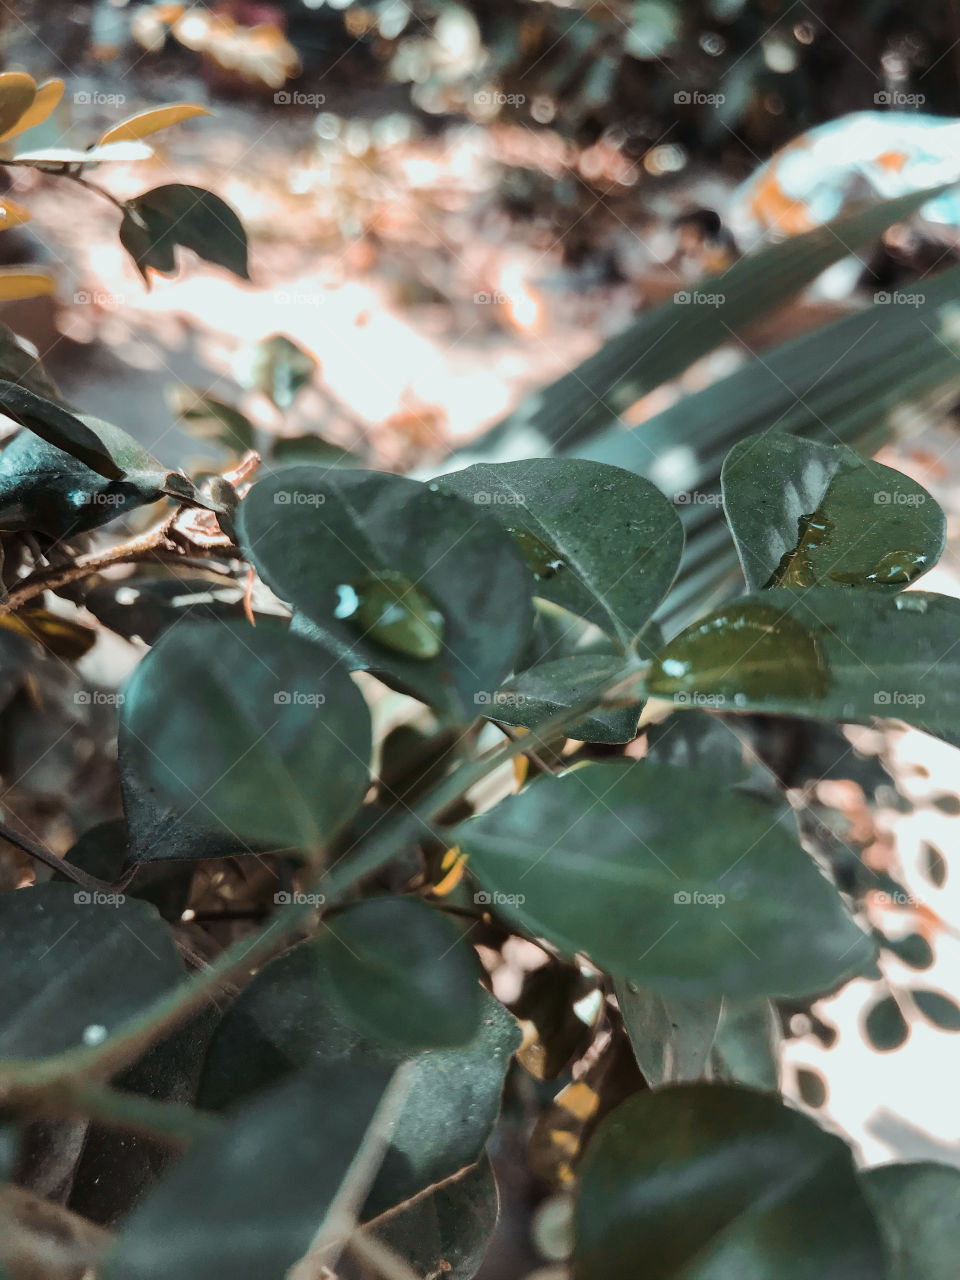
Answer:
[342,571,444,660]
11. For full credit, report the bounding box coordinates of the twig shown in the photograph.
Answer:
[0,157,127,212]
[0,819,129,894]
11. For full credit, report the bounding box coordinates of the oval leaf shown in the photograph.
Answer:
[437,458,683,647]
[99,103,212,146]
[721,433,944,591]
[455,760,874,1000]
[120,620,372,854]
[120,184,249,282]
[316,896,483,1050]
[574,1085,885,1280]
[238,466,534,720]
[0,73,36,138]
[0,381,124,480]
[861,1161,960,1280]
[0,77,63,142]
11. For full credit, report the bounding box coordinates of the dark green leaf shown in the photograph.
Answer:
[912,989,960,1031]
[120,184,249,282]
[120,619,371,855]
[574,1085,885,1280]
[863,994,909,1051]
[0,883,183,1059]
[436,458,682,646]
[317,896,483,1051]
[85,575,248,646]
[615,981,720,1085]
[271,434,360,466]
[103,1064,394,1280]
[166,385,255,455]
[644,709,754,786]
[369,1156,498,1280]
[921,841,948,888]
[861,1160,960,1280]
[709,998,781,1091]
[881,931,934,971]
[647,589,960,748]
[198,944,520,1218]
[487,653,641,745]
[237,467,534,720]
[0,380,123,480]
[56,819,193,923]
[455,760,874,999]
[721,433,944,591]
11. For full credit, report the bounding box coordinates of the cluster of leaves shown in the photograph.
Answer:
[1,117,960,1280]
[0,73,247,301]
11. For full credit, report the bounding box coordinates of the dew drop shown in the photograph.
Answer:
[342,571,444,660]
[83,1024,108,1046]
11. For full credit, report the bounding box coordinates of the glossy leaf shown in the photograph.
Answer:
[103,1064,394,1280]
[0,380,124,480]
[0,77,63,142]
[120,619,371,855]
[647,589,960,748]
[574,1085,885,1280]
[0,883,183,1060]
[316,896,483,1050]
[99,103,211,146]
[486,652,641,745]
[437,457,683,646]
[721,433,944,591]
[615,981,721,1085]
[120,184,249,282]
[198,946,520,1219]
[455,761,874,999]
[237,467,534,719]
[0,268,55,301]
[861,1161,960,1280]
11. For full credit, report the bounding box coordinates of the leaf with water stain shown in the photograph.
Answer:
[721,434,944,592]
[435,458,683,648]
[647,589,960,748]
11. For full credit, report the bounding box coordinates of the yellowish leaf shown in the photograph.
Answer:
[0,78,64,142]
[99,102,212,146]
[0,199,31,230]
[0,268,55,301]
[0,73,36,138]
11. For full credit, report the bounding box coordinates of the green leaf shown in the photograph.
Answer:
[464,186,953,459]
[486,653,641,745]
[455,760,873,1000]
[271,433,360,466]
[436,458,683,647]
[316,896,483,1051]
[370,1156,498,1280]
[615,981,720,1085]
[0,380,124,479]
[198,945,520,1219]
[166,385,255,455]
[120,619,371,855]
[237,467,534,720]
[912,989,960,1031]
[56,819,193,924]
[721,433,944,591]
[647,589,960,748]
[0,883,183,1059]
[861,1161,960,1280]
[863,994,909,1051]
[574,1085,885,1280]
[709,998,781,1091]
[644,710,754,787]
[120,185,249,282]
[85,575,248,647]
[103,1064,395,1280]
[239,334,317,409]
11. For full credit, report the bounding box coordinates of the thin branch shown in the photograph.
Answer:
[0,819,127,894]
[0,157,127,212]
